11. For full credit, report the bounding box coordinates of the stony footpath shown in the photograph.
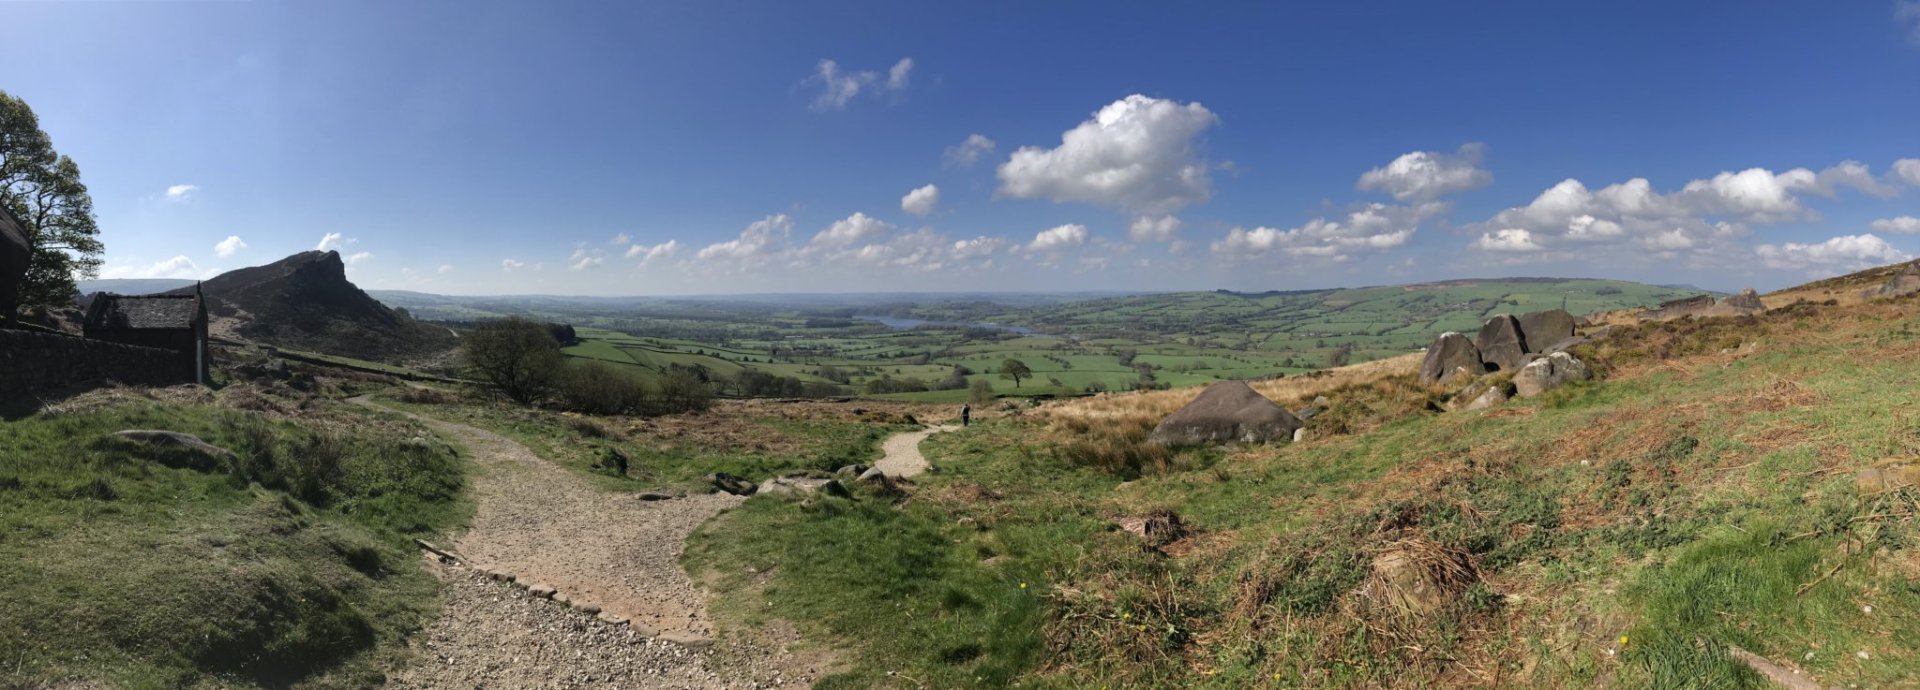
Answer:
[870,424,958,478]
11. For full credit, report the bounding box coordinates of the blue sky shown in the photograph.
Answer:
[4,1,1920,295]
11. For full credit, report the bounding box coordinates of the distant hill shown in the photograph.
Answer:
[74,278,196,297]
[172,251,456,361]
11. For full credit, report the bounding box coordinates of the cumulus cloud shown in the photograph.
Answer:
[1465,161,1907,260]
[1872,216,1920,234]
[213,235,246,257]
[568,244,606,271]
[812,212,893,246]
[1356,143,1492,201]
[901,184,940,217]
[997,95,1220,214]
[1755,233,1911,273]
[164,184,198,201]
[950,236,1006,259]
[345,251,373,265]
[316,232,347,251]
[805,57,913,111]
[1026,224,1090,253]
[1128,215,1181,243]
[1212,203,1437,261]
[625,239,680,264]
[1473,228,1543,252]
[1896,159,1920,187]
[944,134,996,167]
[699,214,792,263]
[501,258,528,272]
[101,255,199,279]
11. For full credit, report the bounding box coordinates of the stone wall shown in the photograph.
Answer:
[1,329,193,398]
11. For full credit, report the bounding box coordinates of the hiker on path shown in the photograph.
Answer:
[961,403,971,427]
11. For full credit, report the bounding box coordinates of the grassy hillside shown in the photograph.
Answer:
[682,285,1920,688]
[0,387,467,688]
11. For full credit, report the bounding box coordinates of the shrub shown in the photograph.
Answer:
[554,361,652,415]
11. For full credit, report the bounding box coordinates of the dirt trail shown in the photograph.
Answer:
[871,424,959,478]
[360,398,827,688]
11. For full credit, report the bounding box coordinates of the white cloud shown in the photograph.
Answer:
[1356,143,1492,201]
[1027,224,1090,252]
[1212,202,1437,261]
[805,57,912,111]
[501,258,527,272]
[887,58,913,91]
[1474,229,1544,252]
[625,239,680,264]
[951,236,1006,259]
[1900,1,1920,44]
[1896,159,1920,187]
[568,244,605,271]
[812,212,893,246]
[101,255,199,279]
[1128,215,1181,243]
[1466,160,1908,259]
[699,214,792,262]
[345,251,372,265]
[612,232,631,245]
[944,134,996,167]
[1871,216,1920,234]
[437,264,454,274]
[997,94,1220,214]
[1755,233,1910,273]
[316,232,346,251]
[901,184,940,216]
[213,235,246,257]
[164,184,198,201]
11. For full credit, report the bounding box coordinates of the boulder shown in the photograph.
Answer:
[1418,332,1486,384]
[1115,510,1186,548]
[1704,288,1765,317]
[705,472,758,496]
[1515,310,1576,352]
[0,205,28,326]
[1641,294,1715,321]
[111,430,238,471]
[1475,315,1528,373]
[756,477,851,499]
[1512,352,1591,398]
[1447,382,1508,412]
[1538,326,1613,355]
[1870,263,1920,298]
[834,464,869,478]
[1147,380,1302,446]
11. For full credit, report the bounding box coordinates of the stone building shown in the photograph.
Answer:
[81,289,210,384]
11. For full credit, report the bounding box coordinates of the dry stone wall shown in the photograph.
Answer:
[1,329,192,397]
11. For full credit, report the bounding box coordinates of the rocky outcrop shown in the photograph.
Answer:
[1475,315,1528,373]
[1703,288,1765,317]
[1868,263,1920,299]
[1513,352,1591,398]
[1641,294,1715,321]
[1148,380,1302,446]
[756,476,851,499]
[169,250,455,360]
[705,472,757,496]
[1516,309,1575,351]
[0,205,28,325]
[1419,332,1486,384]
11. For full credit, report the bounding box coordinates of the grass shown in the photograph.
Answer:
[679,291,1920,688]
[0,394,468,688]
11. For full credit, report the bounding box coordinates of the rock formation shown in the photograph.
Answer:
[0,205,28,326]
[1640,294,1715,321]
[1148,380,1303,446]
[1513,352,1591,398]
[1515,309,1575,352]
[1418,332,1485,384]
[168,250,455,360]
[1704,288,1765,317]
[1868,263,1920,299]
[1475,315,1528,372]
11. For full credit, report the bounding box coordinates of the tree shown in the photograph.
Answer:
[0,90,102,306]
[462,317,566,404]
[1326,344,1355,368]
[968,378,996,406]
[999,358,1032,388]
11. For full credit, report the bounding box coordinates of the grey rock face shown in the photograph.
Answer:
[1148,380,1302,446]
[1475,315,1528,373]
[1419,332,1486,384]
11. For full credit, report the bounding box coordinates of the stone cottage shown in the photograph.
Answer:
[82,289,211,384]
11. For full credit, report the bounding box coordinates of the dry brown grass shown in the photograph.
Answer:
[1040,352,1424,424]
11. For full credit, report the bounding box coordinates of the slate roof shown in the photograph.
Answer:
[86,294,202,330]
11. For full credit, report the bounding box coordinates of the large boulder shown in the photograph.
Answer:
[1475,315,1528,373]
[1515,310,1576,352]
[1148,380,1302,446]
[1419,332,1486,385]
[1512,352,1591,398]
[1704,288,1765,317]
[1870,263,1920,298]
[0,205,28,325]
[1641,294,1715,321]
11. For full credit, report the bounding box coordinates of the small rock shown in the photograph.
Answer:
[834,464,869,478]
[705,472,758,496]
[528,584,557,599]
[553,592,571,606]
[1292,428,1306,443]
[636,491,679,501]
[659,631,714,650]
[597,611,629,626]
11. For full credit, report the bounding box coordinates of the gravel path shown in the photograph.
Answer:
[870,425,959,478]
[364,399,831,688]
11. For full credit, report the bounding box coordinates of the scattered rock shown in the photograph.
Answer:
[857,466,888,482]
[1704,288,1766,317]
[110,430,238,471]
[1419,332,1486,384]
[1869,262,1920,298]
[527,584,557,599]
[1475,315,1529,373]
[1513,352,1591,398]
[1448,382,1509,412]
[705,472,758,496]
[1515,309,1576,351]
[1147,380,1303,446]
[1116,510,1187,549]
[834,464,869,478]
[756,477,852,499]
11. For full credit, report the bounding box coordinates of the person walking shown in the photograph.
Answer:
[961,403,971,428]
